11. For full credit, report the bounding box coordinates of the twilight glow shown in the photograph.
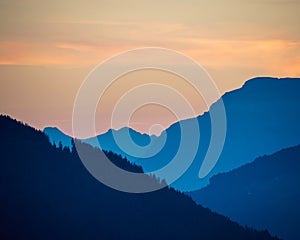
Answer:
[0,0,299,135]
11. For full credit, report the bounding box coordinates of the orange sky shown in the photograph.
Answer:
[0,0,300,136]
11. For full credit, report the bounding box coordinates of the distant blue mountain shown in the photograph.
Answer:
[44,127,73,148]
[133,77,300,191]
[188,144,300,240]
[86,127,154,155]
[44,77,300,192]
[44,126,154,155]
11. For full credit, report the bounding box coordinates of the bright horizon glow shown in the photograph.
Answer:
[0,0,299,136]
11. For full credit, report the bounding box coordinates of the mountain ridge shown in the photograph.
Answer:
[44,77,300,192]
[189,144,300,240]
[0,115,278,240]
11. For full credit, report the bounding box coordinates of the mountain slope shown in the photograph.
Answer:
[156,77,300,190]
[0,115,277,240]
[44,126,153,155]
[44,77,300,192]
[189,145,300,240]
[44,126,73,148]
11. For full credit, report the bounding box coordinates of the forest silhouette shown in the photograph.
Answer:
[0,115,278,240]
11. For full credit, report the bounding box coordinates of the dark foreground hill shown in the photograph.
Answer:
[190,145,300,240]
[0,115,277,240]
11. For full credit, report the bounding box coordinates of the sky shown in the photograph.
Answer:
[0,0,300,137]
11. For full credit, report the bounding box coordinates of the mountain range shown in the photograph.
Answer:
[44,126,153,154]
[45,77,300,192]
[0,115,277,240]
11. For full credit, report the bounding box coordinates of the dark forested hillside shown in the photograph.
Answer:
[190,145,300,240]
[0,115,278,240]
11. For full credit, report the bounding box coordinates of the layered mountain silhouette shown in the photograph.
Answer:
[45,77,300,191]
[189,145,300,240]
[44,127,74,148]
[0,115,277,239]
[44,126,153,155]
